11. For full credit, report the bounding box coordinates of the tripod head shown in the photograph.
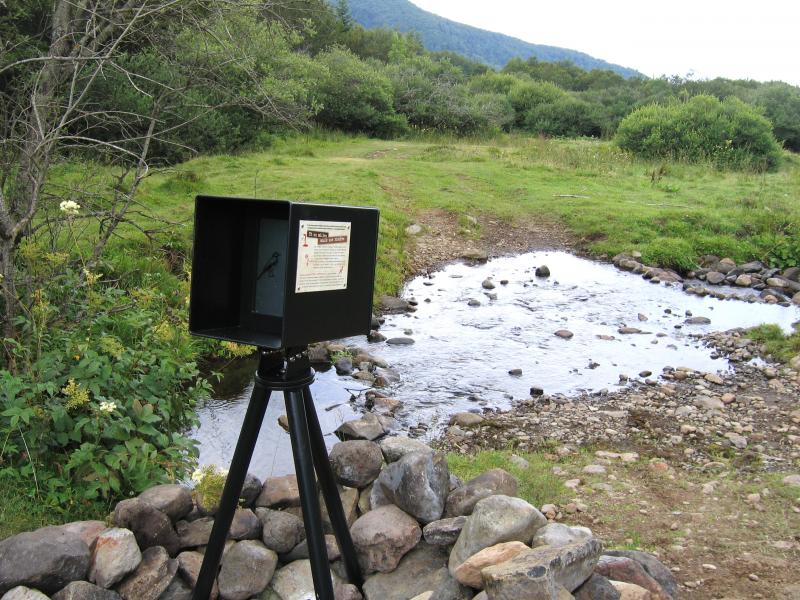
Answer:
[255,345,315,389]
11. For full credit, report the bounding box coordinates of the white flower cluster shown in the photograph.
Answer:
[98,401,117,414]
[59,200,81,215]
[191,465,229,483]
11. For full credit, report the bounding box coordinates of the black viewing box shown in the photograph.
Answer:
[189,195,380,349]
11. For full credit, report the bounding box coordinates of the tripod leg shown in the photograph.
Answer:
[193,379,272,600]
[285,389,336,599]
[302,386,364,588]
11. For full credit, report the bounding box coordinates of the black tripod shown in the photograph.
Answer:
[193,347,363,600]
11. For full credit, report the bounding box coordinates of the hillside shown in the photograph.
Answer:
[346,0,642,77]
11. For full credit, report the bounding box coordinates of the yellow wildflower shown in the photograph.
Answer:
[62,379,90,411]
[154,321,175,342]
[83,269,101,286]
[220,341,254,359]
[99,336,125,359]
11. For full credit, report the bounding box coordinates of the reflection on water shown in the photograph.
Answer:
[193,251,800,477]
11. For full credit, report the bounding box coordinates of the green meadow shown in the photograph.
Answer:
[127,133,800,297]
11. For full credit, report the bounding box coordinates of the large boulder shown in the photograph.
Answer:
[217,540,277,600]
[256,508,306,554]
[603,551,678,599]
[532,523,593,549]
[574,574,621,600]
[376,451,449,524]
[335,413,385,442]
[138,485,193,521]
[266,559,342,600]
[452,541,530,589]
[113,498,180,556]
[116,546,177,600]
[228,508,262,541]
[0,526,90,595]
[362,543,449,600]
[422,517,466,546]
[1,588,50,600]
[256,475,300,509]
[329,441,383,488]
[279,534,340,563]
[595,556,670,600]
[481,538,603,597]
[175,517,214,550]
[240,473,263,507]
[55,522,107,549]
[444,469,518,517]
[378,437,433,463]
[350,505,421,574]
[159,577,193,600]
[176,551,219,600]
[320,487,360,534]
[89,528,142,589]
[52,581,122,600]
[610,581,651,599]
[448,495,546,573]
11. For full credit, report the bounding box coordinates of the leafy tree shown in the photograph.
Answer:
[753,83,800,151]
[335,0,354,31]
[389,55,509,134]
[0,1,313,341]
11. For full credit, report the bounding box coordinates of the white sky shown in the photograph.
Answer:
[410,0,800,85]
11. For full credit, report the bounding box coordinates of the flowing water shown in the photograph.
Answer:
[193,251,800,477]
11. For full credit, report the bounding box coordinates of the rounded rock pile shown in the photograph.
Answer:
[612,252,800,305]
[0,432,678,600]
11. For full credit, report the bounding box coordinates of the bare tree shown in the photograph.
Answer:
[0,0,310,344]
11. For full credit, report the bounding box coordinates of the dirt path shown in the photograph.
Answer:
[404,209,575,276]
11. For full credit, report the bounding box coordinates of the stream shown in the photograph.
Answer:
[192,251,800,477]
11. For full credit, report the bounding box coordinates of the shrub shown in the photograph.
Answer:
[312,47,407,137]
[0,264,209,507]
[507,79,568,127]
[753,82,800,152]
[615,95,782,171]
[524,97,602,138]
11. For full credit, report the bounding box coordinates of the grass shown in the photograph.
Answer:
[50,132,800,304]
[0,474,111,539]
[447,449,570,508]
[747,323,800,362]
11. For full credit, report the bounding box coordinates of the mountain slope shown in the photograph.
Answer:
[346,0,642,77]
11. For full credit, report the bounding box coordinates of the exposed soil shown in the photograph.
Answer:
[436,354,800,600]
[404,209,575,277]
[407,212,800,599]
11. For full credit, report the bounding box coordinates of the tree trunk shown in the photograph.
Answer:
[0,236,19,347]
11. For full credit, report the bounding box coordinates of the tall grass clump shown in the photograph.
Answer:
[615,95,782,172]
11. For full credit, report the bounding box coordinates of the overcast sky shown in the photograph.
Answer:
[410,0,800,85]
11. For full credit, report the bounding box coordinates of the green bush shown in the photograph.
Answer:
[312,47,407,137]
[615,95,782,171]
[389,57,513,134]
[0,262,209,508]
[753,82,800,152]
[507,79,567,127]
[524,97,602,138]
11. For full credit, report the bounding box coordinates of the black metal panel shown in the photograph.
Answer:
[283,202,379,347]
[189,195,379,349]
